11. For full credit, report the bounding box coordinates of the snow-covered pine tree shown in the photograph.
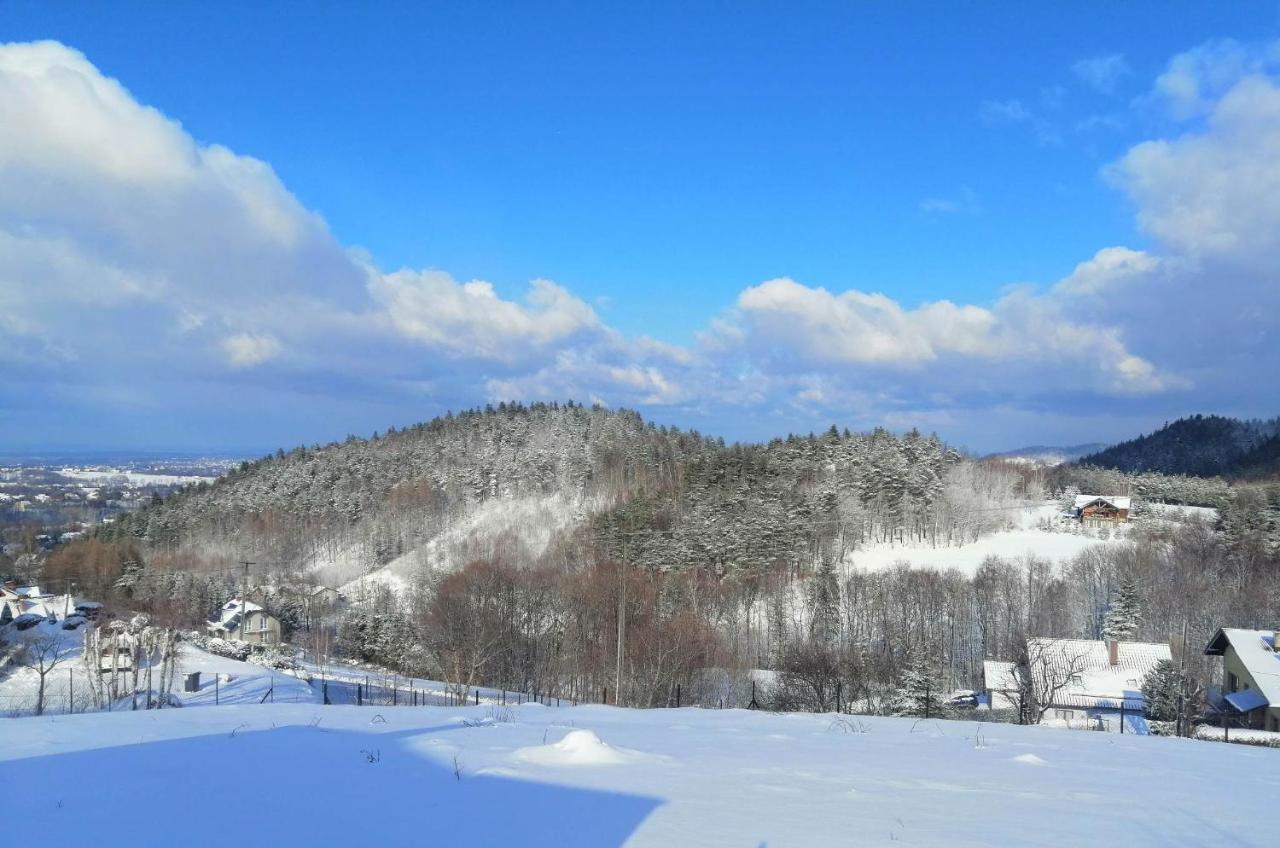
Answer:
[1140,658,1183,722]
[1101,579,1141,642]
[889,648,942,717]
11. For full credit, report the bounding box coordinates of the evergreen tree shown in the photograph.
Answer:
[889,648,942,717]
[1102,579,1141,641]
[1140,659,1183,722]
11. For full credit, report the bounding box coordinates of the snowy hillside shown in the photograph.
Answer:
[846,502,1112,575]
[2,702,1275,846]
[331,493,591,597]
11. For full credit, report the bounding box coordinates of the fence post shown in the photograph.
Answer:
[676,684,681,708]
[323,681,329,705]
[215,676,219,706]
[69,669,74,714]
[393,686,397,707]
[1119,701,1125,734]
[603,686,607,705]
[836,680,841,715]
[358,683,363,707]
[475,689,480,706]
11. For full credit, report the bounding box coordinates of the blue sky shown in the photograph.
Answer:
[2,3,1279,453]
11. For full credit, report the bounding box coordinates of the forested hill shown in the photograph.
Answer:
[100,402,715,559]
[1077,414,1280,479]
[90,402,1032,589]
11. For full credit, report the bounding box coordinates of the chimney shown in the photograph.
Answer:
[1108,638,1120,667]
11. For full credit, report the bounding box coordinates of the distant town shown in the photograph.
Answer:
[0,456,241,560]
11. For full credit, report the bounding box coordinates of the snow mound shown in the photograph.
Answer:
[514,729,638,766]
[1012,753,1047,766]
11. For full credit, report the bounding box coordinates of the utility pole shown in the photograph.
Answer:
[615,515,629,708]
[1176,614,1189,737]
[239,561,255,641]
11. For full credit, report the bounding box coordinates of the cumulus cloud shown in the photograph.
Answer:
[721,277,1173,397]
[1151,38,1280,120]
[370,271,601,362]
[1053,247,1159,296]
[1,37,1278,451]
[1112,72,1280,265]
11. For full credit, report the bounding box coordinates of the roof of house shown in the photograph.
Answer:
[986,638,1171,709]
[1205,628,1280,708]
[1074,495,1132,511]
[208,598,266,632]
[982,660,1018,692]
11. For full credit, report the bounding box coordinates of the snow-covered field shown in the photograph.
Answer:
[332,493,591,597]
[2,701,1276,846]
[846,502,1116,576]
[56,467,217,486]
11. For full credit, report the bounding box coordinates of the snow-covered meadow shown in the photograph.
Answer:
[2,700,1275,847]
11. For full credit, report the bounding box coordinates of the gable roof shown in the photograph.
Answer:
[1205,628,1280,708]
[1074,495,1132,511]
[986,638,1171,709]
[208,598,267,632]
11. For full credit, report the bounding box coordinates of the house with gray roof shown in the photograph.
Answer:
[1204,628,1280,733]
[207,598,281,646]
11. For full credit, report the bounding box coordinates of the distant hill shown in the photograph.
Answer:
[986,444,1107,467]
[96,403,1003,590]
[1077,415,1280,479]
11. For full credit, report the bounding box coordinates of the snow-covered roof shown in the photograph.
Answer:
[1205,628,1280,708]
[982,660,1018,692]
[209,598,265,631]
[987,638,1170,709]
[1073,495,1132,511]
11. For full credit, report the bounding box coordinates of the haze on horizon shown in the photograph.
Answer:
[2,3,1278,455]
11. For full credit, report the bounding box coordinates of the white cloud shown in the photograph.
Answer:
[1151,38,1280,120]
[370,271,601,362]
[1111,73,1280,264]
[1072,54,1131,94]
[2,37,1278,451]
[222,333,282,368]
[725,277,1172,396]
[1054,246,1158,296]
